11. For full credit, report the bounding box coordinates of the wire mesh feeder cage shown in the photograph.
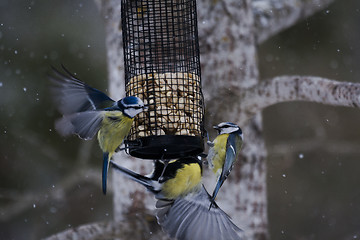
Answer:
[122,0,205,159]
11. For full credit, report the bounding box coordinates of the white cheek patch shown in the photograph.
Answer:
[124,108,143,118]
[220,126,239,134]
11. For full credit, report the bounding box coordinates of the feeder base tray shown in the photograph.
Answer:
[125,135,204,159]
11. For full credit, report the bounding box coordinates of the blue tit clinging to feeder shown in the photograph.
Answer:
[49,66,146,195]
[207,122,243,208]
[111,157,243,240]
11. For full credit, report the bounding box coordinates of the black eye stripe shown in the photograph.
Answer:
[126,106,142,109]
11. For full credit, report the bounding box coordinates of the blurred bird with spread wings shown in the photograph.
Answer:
[111,157,243,240]
[49,66,146,194]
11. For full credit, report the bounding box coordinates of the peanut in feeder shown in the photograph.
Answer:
[122,0,204,159]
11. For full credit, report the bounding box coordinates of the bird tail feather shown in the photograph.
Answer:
[102,152,110,195]
[110,160,154,192]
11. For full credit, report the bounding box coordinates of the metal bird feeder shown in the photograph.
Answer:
[122,0,204,159]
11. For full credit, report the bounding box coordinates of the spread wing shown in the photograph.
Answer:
[49,66,114,114]
[156,186,243,240]
[55,111,104,140]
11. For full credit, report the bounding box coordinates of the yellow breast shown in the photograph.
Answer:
[162,163,202,199]
[210,133,229,174]
[97,111,133,156]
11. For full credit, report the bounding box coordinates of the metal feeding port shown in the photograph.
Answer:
[121,0,205,159]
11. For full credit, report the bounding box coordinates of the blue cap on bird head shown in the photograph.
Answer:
[118,96,145,118]
[122,96,140,105]
[118,96,144,108]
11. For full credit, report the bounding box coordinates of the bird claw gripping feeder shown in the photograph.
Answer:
[121,0,205,159]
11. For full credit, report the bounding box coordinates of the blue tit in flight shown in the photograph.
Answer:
[207,122,243,208]
[50,66,146,195]
[111,157,243,240]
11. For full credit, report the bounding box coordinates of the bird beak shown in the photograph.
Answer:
[213,125,220,130]
[143,105,149,110]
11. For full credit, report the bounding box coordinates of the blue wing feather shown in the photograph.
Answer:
[55,111,104,140]
[102,153,109,195]
[49,66,114,114]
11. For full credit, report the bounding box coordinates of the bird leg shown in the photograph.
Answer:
[206,132,214,147]
[158,153,169,183]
